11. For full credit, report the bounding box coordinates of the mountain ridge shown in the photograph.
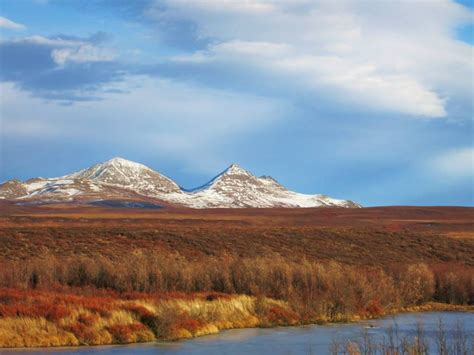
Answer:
[0,157,361,208]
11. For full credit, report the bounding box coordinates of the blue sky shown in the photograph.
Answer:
[0,0,473,206]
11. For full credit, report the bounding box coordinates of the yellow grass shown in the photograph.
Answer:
[0,294,297,348]
[404,302,474,313]
[1,294,473,349]
[0,317,79,347]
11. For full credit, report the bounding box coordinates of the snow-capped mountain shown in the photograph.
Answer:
[0,157,360,208]
[171,164,358,208]
[65,157,182,195]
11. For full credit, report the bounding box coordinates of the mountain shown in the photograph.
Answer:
[0,179,28,199]
[0,158,360,208]
[174,164,358,208]
[65,157,182,195]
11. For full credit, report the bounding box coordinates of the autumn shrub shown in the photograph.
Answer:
[362,299,384,317]
[107,323,154,344]
[265,305,299,326]
[122,303,155,319]
[0,283,472,348]
[172,318,203,334]
[139,305,181,339]
[0,302,71,321]
[63,322,108,345]
[399,263,435,306]
[432,264,474,304]
[0,252,471,320]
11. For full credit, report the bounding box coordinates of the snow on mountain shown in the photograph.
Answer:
[167,163,358,208]
[0,158,360,208]
[0,179,28,199]
[0,158,180,203]
[65,157,182,195]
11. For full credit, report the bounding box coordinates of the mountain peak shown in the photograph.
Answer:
[1,158,360,208]
[103,157,151,170]
[67,157,151,181]
[65,157,181,194]
[108,157,133,163]
[109,156,127,162]
[223,163,250,175]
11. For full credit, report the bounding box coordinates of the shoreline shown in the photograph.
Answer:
[1,298,472,350]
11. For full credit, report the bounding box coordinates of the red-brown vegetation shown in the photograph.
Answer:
[0,204,472,266]
[0,204,472,348]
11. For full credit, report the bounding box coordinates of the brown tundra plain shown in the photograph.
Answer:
[0,202,473,348]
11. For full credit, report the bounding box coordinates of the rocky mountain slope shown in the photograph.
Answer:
[0,157,360,208]
[66,157,182,195]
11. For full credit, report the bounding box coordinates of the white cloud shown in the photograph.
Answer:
[51,44,116,65]
[8,35,77,47]
[4,35,116,65]
[0,77,290,173]
[430,148,474,179]
[213,40,290,58]
[0,16,26,30]
[149,0,473,119]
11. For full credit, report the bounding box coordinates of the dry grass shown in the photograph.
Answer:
[0,205,472,348]
[0,256,472,348]
[0,289,299,348]
[1,287,472,349]
[0,317,79,347]
[330,318,473,355]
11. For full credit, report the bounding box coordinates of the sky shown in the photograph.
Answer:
[0,0,473,206]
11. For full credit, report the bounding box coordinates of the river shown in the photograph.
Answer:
[3,312,473,354]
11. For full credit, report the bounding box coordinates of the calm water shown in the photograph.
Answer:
[2,312,473,355]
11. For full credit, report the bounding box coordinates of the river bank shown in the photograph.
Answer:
[0,287,472,349]
[4,312,474,354]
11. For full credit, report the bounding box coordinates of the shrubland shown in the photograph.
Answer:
[0,206,472,348]
[0,252,472,348]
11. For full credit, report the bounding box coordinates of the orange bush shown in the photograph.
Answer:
[173,318,203,334]
[77,313,100,326]
[265,305,299,325]
[64,322,98,345]
[0,302,71,321]
[122,304,154,319]
[362,299,384,317]
[107,323,148,343]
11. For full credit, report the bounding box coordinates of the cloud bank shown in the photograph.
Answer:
[0,16,25,30]
[430,147,474,180]
[0,34,121,102]
[0,0,473,205]
[146,0,472,119]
